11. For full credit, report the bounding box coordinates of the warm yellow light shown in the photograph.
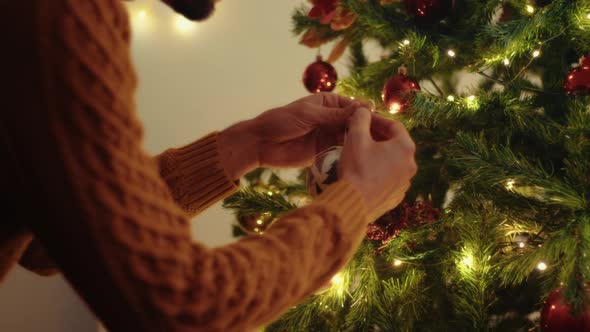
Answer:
[518,242,525,248]
[403,39,410,46]
[174,15,195,34]
[462,256,473,268]
[137,10,147,20]
[393,259,403,266]
[447,49,456,57]
[331,273,344,287]
[526,5,535,14]
[587,13,590,19]
[131,8,152,32]
[256,219,263,225]
[389,102,401,114]
[447,95,455,102]
[254,227,260,232]
[267,191,273,196]
[350,96,355,100]
[532,50,541,58]
[467,95,476,102]
[537,261,547,271]
[503,58,510,66]
[505,179,516,190]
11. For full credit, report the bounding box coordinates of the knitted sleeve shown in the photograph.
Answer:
[5,1,370,331]
[156,132,240,217]
[17,131,238,276]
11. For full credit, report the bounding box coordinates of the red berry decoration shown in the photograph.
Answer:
[303,55,338,93]
[366,201,440,252]
[541,288,590,332]
[564,55,590,96]
[405,0,455,23]
[382,66,421,114]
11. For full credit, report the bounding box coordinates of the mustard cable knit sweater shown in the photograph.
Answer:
[0,0,368,331]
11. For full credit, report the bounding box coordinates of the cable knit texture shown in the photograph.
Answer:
[0,1,369,331]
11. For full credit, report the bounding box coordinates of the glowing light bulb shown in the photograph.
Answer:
[174,15,195,34]
[256,219,263,225]
[267,191,273,196]
[462,256,473,267]
[587,13,590,19]
[447,49,456,57]
[137,10,147,20]
[393,259,403,266]
[331,273,344,287]
[526,5,535,14]
[402,39,410,46]
[447,95,455,102]
[532,50,541,58]
[518,242,525,248]
[389,102,401,114]
[503,58,510,66]
[350,96,355,100]
[254,227,260,232]
[537,261,547,271]
[505,179,516,190]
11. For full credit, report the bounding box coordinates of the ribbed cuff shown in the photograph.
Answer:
[159,132,239,215]
[313,180,368,233]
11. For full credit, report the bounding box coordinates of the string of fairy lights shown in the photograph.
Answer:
[377,4,590,116]
[325,3,590,293]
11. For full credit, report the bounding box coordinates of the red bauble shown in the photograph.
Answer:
[541,288,590,332]
[564,55,590,96]
[404,0,455,23]
[381,69,421,114]
[303,55,338,93]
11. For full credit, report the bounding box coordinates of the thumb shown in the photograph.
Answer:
[348,107,372,140]
[312,102,359,127]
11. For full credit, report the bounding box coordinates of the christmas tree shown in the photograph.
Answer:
[224,0,590,331]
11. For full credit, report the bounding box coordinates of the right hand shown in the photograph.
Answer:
[339,108,417,221]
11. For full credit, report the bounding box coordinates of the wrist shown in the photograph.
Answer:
[218,120,260,180]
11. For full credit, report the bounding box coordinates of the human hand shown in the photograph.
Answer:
[218,93,369,180]
[339,108,417,220]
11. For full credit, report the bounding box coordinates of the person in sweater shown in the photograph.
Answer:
[0,0,417,331]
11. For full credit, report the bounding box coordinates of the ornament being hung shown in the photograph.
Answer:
[307,146,342,197]
[303,55,338,93]
[382,65,421,113]
[564,54,590,96]
[540,288,590,332]
[404,0,455,24]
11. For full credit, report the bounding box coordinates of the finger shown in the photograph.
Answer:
[310,102,359,127]
[370,116,406,141]
[348,107,372,141]
[370,115,395,141]
[376,120,415,153]
[315,92,372,109]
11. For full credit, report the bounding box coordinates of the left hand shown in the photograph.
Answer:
[218,93,369,180]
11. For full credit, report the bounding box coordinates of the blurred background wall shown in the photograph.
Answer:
[0,1,357,330]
